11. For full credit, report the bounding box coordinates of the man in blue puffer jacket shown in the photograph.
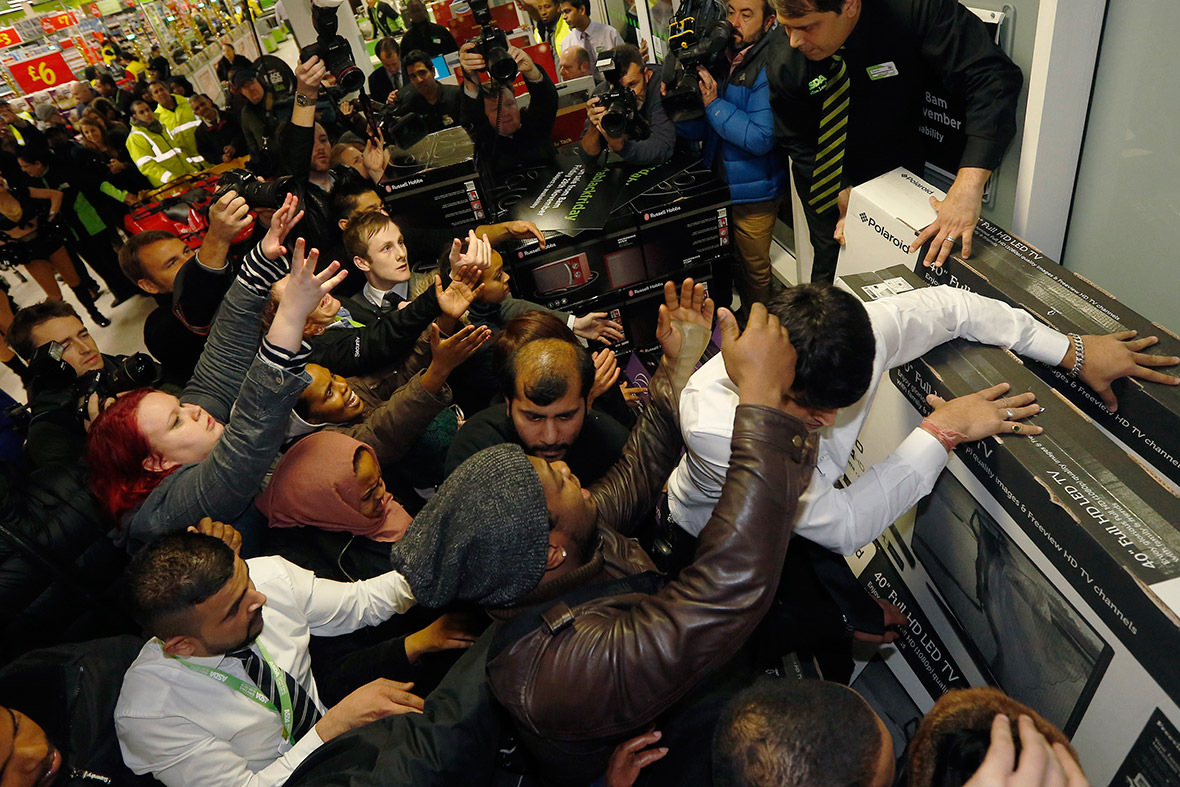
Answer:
[676,0,784,309]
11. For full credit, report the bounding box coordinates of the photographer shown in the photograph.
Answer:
[579,44,675,166]
[274,54,387,255]
[675,0,783,307]
[458,40,559,178]
[8,301,158,470]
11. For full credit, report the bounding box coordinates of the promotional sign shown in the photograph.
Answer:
[0,28,22,47]
[11,52,76,94]
[88,3,102,18]
[40,11,78,34]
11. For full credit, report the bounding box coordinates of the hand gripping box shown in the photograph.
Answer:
[838,167,943,279]
[913,218,1180,491]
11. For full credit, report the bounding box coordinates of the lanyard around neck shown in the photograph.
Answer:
[168,640,295,741]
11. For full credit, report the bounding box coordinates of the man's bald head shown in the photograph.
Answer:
[502,338,595,462]
[503,338,594,404]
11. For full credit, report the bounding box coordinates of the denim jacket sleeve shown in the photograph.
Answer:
[181,244,276,420]
[125,351,311,548]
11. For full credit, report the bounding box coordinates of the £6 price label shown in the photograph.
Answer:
[12,53,75,93]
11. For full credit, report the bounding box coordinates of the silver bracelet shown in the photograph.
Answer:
[1067,333,1085,378]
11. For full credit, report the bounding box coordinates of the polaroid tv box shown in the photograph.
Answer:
[840,271,1180,704]
[382,127,487,226]
[839,167,943,279]
[913,218,1180,491]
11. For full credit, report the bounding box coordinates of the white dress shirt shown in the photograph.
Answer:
[115,556,416,787]
[362,279,410,309]
[667,286,1071,554]
[563,21,624,74]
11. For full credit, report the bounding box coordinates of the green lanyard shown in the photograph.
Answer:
[168,640,296,741]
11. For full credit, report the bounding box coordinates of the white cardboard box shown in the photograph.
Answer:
[838,168,944,279]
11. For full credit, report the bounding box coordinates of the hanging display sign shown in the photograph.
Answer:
[0,28,23,47]
[40,11,79,35]
[11,52,76,93]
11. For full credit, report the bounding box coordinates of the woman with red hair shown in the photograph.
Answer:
[87,195,347,551]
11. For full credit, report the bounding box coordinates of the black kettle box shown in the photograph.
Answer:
[842,265,1180,704]
[913,219,1180,489]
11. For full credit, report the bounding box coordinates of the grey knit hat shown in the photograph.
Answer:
[390,443,550,608]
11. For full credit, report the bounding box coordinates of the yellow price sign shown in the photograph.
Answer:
[0,28,21,47]
[13,53,73,93]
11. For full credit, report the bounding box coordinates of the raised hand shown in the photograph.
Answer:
[260,192,305,261]
[588,349,620,406]
[295,54,327,97]
[434,264,484,320]
[207,189,252,243]
[718,303,796,410]
[316,679,424,742]
[1072,330,1180,412]
[268,238,347,352]
[447,230,492,275]
[656,278,714,360]
[573,312,624,344]
[924,382,1043,445]
[363,128,387,183]
[429,322,492,374]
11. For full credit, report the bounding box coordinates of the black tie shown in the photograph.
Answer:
[228,646,321,742]
[382,290,405,312]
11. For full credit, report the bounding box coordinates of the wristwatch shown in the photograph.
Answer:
[294,92,316,107]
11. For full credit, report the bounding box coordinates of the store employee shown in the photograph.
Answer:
[768,0,1022,282]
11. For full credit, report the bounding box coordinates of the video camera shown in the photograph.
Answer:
[212,169,300,211]
[596,52,650,141]
[662,0,732,122]
[469,0,518,84]
[16,342,162,427]
[300,0,365,93]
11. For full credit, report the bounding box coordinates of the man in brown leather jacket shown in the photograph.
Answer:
[391,280,816,785]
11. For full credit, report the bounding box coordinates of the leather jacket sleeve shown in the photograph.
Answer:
[336,371,451,467]
[591,324,709,535]
[306,288,442,377]
[493,405,815,742]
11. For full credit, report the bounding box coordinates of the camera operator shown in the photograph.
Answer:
[579,44,675,166]
[459,40,559,178]
[273,54,387,256]
[8,301,160,470]
[119,190,254,385]
[675,0,782,307]
[397,49,463,130]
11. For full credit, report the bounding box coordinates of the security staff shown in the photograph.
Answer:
[768,0,1021,281]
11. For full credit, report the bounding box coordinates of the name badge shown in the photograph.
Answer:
[808,74,827,95]
[867,61,899,80]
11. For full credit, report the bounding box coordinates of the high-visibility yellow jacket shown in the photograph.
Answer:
[125,124,200,187]
[154,94,205,167]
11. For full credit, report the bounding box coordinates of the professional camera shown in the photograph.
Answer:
[469,0,518,84]
[300,0,365,93]
[21,342,162,425]
[596,53,650,141]
[661,0,732,122]
[212,169,299,210]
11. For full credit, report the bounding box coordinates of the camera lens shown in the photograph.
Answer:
[335,62,365,93]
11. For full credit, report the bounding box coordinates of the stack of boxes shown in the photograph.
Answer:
[836,169,1180,785]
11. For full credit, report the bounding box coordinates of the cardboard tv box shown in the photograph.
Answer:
[841,266,1180,703]
[838,167,943,279]
[914,218,1180,491]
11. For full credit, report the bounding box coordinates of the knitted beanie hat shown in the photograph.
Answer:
[390,443,550,608]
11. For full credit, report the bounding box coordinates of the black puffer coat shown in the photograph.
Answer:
[0,461,136,667]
